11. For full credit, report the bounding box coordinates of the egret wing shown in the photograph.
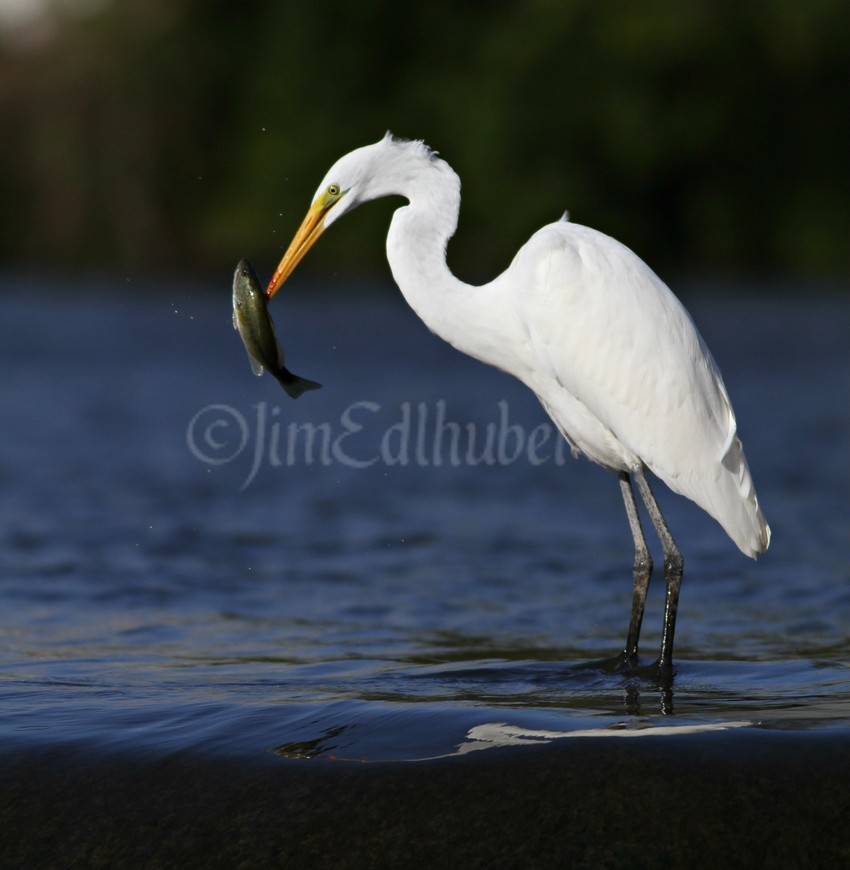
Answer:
[512,223,766,555]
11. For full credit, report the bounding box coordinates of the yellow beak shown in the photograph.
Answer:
[266,197,335,298]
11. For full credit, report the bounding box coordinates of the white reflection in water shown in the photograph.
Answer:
[447,719,754,758]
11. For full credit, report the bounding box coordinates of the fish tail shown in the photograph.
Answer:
[277,367,322,399]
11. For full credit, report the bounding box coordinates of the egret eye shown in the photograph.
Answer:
[327,183,341,197]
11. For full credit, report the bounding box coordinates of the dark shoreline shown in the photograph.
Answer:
[3,729,850,868]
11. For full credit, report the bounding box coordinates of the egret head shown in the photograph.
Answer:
[265,136,383,297]
[266,133,440,297]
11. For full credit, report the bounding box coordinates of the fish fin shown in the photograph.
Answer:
[276,366,322,399]
[249,357,264,377]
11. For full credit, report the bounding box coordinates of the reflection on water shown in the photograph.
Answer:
[275,726,351,760]
[275,719,755,763]
[0,282,848,760]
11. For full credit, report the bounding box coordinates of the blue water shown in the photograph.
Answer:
[1,278,848,762]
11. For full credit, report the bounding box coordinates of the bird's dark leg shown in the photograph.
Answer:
[634,469,684,671]
[618,472,653,667]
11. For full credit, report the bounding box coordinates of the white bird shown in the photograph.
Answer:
[266,133,770,670]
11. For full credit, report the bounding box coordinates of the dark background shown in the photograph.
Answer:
[1,0,848,285]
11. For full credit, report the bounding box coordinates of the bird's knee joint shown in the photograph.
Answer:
[633,555,653,576]
[664,552,684,575]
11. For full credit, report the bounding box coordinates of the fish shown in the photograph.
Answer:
[232,258,322,399]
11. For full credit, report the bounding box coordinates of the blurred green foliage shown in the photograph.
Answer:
[1,0,848,282]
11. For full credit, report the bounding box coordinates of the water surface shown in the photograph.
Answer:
[1,279,848,762]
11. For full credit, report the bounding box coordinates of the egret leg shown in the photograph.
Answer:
[634,469,684,670]
[618,472,653,666]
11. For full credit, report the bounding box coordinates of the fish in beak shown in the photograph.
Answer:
[233,258,321,399]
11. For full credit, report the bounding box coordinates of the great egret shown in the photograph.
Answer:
[267,133,770,670]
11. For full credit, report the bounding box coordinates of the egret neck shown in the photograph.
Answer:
[383,154,528,378]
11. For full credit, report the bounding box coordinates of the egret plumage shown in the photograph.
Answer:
[267,133,770,669]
